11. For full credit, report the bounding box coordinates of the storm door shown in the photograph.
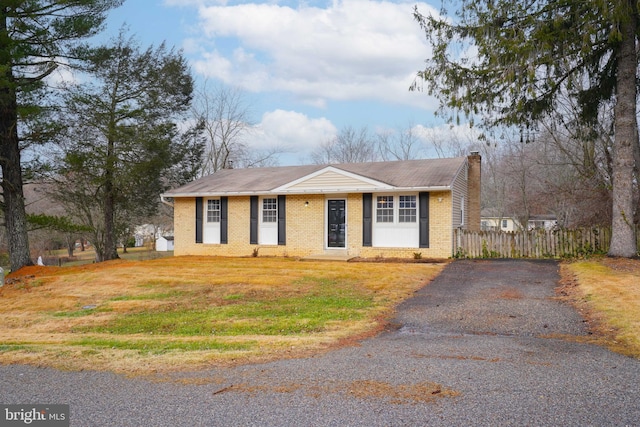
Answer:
[327,199,346,248]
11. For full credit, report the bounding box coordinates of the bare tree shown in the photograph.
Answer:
[481,117,614,230]
[533,112,614,227]
[193,82,281,174]
[377,123,425,161]
[478,141,509,221]
[413,124,479,158]
[310,126,377,164]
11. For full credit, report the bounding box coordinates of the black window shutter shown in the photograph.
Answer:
[250,196,258,244]
[362,193,372,247]
[220,197,228,244]
[419,192,429,248]
[195,197,203,243]
[277,195,286,245]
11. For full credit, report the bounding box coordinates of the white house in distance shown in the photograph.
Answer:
[481,215,520,232]
[155,235,174,252]
[481,211,558,232]
[527,215,558,230]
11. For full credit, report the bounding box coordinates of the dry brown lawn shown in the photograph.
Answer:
[560,257,640,358]
[0,256,446,376]
[3,254,637,377]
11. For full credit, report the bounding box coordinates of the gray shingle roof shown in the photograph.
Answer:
[164,157,466,197]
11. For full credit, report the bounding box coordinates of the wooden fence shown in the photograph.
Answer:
[454,226,640,259]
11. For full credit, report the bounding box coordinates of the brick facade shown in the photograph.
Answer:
[173,192,454,259]
[466,152,482,232]
[167,156,480,260]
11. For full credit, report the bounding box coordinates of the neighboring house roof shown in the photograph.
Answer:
[164,157,468,197]
[529,214,557,221]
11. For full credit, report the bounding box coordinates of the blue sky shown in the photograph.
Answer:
[97,0,468,165]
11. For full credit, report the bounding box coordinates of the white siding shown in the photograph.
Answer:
[451,161,468,229]
[287,171,379,191]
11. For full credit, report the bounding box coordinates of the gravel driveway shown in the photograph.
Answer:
[2,259,639,426]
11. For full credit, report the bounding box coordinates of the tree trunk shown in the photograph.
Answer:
[66,235,75,258]
[0,11,32,271]
[610,2,639,257]
[0,133,33,271]
[103,136,119,261]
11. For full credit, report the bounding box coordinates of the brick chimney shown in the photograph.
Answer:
[466,152,481,231]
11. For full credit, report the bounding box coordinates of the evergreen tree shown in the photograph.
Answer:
[413,0,639,257]
[0,0,123,271]
[55,31,199,262]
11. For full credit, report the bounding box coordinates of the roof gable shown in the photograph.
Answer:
[274,166,393,192]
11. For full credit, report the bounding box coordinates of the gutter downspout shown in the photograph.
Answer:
[160,195,174,208]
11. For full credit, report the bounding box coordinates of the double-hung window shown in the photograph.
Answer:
[398,195,417,223]
[376,196,394,222]
[262,198,277,223]
[207,199,220,223]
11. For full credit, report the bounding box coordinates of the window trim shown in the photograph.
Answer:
[262,197,278,223]
[398,195,417,223]
[376,194,418,224]
[207,199,221,223]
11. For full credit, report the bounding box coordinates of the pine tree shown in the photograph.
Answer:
[413,0,639,257]
[56,31,198,262]
[0,0,123,271]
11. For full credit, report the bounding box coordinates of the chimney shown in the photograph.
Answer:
[467,152,481,231]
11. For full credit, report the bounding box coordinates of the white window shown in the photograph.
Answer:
[203,198,221,244]
[262,198,277,223]
[372,193,419,248]
[460,196,465,226]
[376,196,394,222]
[207,200,220,223]
[502,219,508,229]
[399,195,417,223]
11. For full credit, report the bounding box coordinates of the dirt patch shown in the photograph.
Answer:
[211,379,459,405]
[348,257,449,264]
[346,380,459,404]
[411,352,501,363]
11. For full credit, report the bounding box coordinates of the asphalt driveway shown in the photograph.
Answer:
[1,259,639,426]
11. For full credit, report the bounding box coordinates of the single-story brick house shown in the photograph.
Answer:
[161,153,481,259]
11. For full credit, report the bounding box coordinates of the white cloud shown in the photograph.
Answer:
[248,109,337,164]
[190,0,438,109]
[45,59,80,88]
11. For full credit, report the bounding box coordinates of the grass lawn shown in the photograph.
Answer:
[1,255,637,377]
[560,257,640,358]
[0,256,446,375]
[34,246,174,268]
